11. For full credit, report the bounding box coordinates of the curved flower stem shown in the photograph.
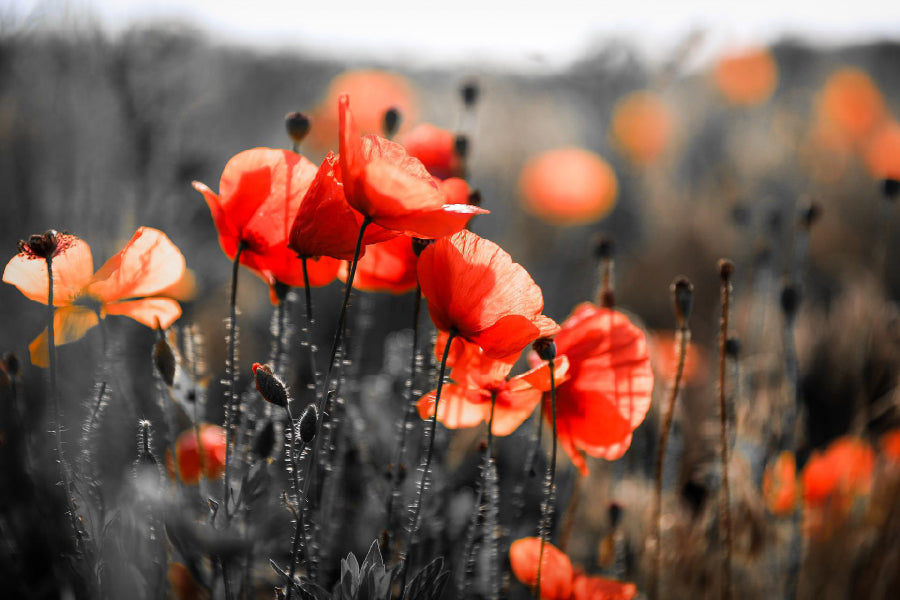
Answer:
[534,358,557,600]
[718,273,733,600]
[652,324,689,600]
[300,258,321,402]
[284,400,314,600]
[223,242,246,521]
[403,329,456,589]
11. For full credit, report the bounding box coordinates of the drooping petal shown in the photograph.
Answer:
[417,385,489,430]
[88,227,186,302]
[571,573,638,600]
[372,203,486,240]
[439,177,471,205]
[492,384,542,436]
[509,537,573,600]
[28,305,100,367]
[104,297,182,329]
[3,234,93,306]
[516,355,570,392]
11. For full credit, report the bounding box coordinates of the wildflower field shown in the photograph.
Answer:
[1,25,900,600]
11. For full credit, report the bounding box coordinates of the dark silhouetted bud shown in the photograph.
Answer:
[532,338,557,361]
[397,463,407,483]
[608,502,623,528]
[780,284,800,318]
[382,107,401,138]
[272,280,290,303]
[671,276,694,326]
[454,134,469,159]
[881,178,900,200]
[411,237,434,257]
[252,363,287,408]
[298,403,318,444]
[467,189,482,207]
[593,235,614,259]
[2,353,20,377]
[252,419,276,459]
[152,337,176,387]
[285,112,311,145]
[461,80,480,108]
[718,259,734,282]
[799,201,822,228]
[725,337,741,359]
[17,229,59,259]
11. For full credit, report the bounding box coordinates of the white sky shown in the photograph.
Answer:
[6,0,900,70]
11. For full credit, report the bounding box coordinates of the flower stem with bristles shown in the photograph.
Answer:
[718,260,734,600]
[223,241,246,521]
[535,357,557,600]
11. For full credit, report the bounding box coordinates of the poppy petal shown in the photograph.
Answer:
[417,386,488,429]
[88,228,186,302]
[28,306,100,367]
[372,203,487,240]
[3,234,93,306]
[104,297,182,329]
[509,537,574,600]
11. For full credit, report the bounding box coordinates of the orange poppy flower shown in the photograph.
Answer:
[571,572,638,600]
[308,69,418,149]
[519,147,618,226]
[337,94,486,239]
[762,451,799,516]
[3,227,185,367]
[193,147,340,301]
[712,48,778,105]
[610,91,673,166]
[818,68,886,144]
[537,303,654,475]
[802,436,874,509]
[416,230,559,359]
[417,333,570,435]
[864,120,900,180]
[649,331,707,386]
[396,123,463,179]
[880,429,900,465]
[289,151,396,261]
[509,537,573,600]
[164,424,227,485]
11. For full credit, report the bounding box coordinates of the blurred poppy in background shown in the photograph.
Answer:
[864,120,900,180]
[165,424,227,485]
[818,67,886,145]
[762,451,799,516]
[712,47,778,105]
[610,91,673,166]
[397,122,463,179]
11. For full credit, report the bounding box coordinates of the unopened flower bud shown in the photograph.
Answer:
[272,280,290,304]
[285,112,311,145]
[725,337,741,359]
[461,80,480,108]
[152,337,176,387]
[608,502,623,528]
[532,338,557,361]
[780,283,800,318]
[467,189,482,207]
[411,237,434,257]
[252,363,287,408]
[252,419,276,459]
[593,235,614,260]
[298,403,318,444]
[671,276,694,326]
[2,353,20,378]
[881,178,899,201]
[454,134,470,159]
[718,259,734,282]
[382,107,401,138]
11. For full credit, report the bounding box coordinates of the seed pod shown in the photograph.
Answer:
[454,134,470,159]
[252,363,287,408]
[671,276,694,327]
[532,338,557,361]
[780,284,800,319]
[285,112,311,145]
[881,178,899,200]
[718,259,734,282]
[460,80,480,108]
[298,403,318,444]
[152,337,176,387]
[725,337,741,359]
[382,107,401,138]
[17,229,59,259]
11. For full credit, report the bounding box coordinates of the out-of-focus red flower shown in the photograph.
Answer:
[308,69,418,148]
[417,333,569,435]
[802,436,874,508]
[649,331,707,386]
[3,228,186,367]
[165,424,227,485]
[610,91,673,166]
[397,123,462,179]
[536,303,654,475]
[762,451,799,516]
[880,429,900,465]
[571,571,638,600]
[509,538,573,600]
[712,48,778,105]
[818,68,886,144]
[519,148,618,226]
[338,234,419,294]
[194,147,340,300]
[864,120,900,180]
[168,563,205,600]
[417,230,558,359]
[338,94,486,239]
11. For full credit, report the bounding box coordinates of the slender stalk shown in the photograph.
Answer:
[285,399,314,600]
[559,472,583,554]
[403,329,456,588]
[223,242,246,520]
[300,257,321,402]
[534,358,557,599]
[718,262,734,600]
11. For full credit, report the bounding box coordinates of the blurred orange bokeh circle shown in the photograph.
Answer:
[819,67,886,144]
[712,48,778,105]
[611,91,673,166]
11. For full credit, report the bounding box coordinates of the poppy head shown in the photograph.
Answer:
[864,120,900,180]
[509,537,573,600]
[610,91,673,166]
[417,230,559,359]
[166,425,227,485]
[762,451,799,516]
[818,68,886,143]
[542,303,654,474]
[396,123,463,179]
[712,48,778,105]
[519,147,618,226]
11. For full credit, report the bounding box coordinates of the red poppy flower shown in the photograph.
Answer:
[519,148,618,226]
[338,94,486,239]
[396,123,463,179]
[880,429,900,465]
[571,572,638,600]
[762,451,799,516]
[536,303,654,475]
[610,91,673,166]
[193,147,340,300]
[649,330,707,386]
[416,230,559,359]
[802,436,874,508]
[3,227,186,367]
[819,68,885,144]
[164,424,227,485]
[712,48,778,105]
[509,537,573,600]
[417,334,570,435]
[864,120,900,180]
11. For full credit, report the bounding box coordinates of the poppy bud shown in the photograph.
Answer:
[411,237,434,257]
[593,235,614,260]
[608,502,623,528]
[718,259,734,282]
[298,403,318,444]
[780,283,800,318]
[152,337,176,387]
[725,337,741,359]
[252,419,276,460]
[799,201,822,229]
[454,134,470,160]
[532,338,557,361]
[2,353,19,378]
[461,80,480,108]
[285,112,311,145]
[134,420,160,482]
[272,280,290,304]
[382,107,402,138]
[467,189,482,207]
[882,178,900,200]
[671,276,694,327]
[252,363,288,408]
[17,229,59,259]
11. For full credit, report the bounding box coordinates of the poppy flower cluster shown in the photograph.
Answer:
[3,227,187,366]
[509,537,637,600]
